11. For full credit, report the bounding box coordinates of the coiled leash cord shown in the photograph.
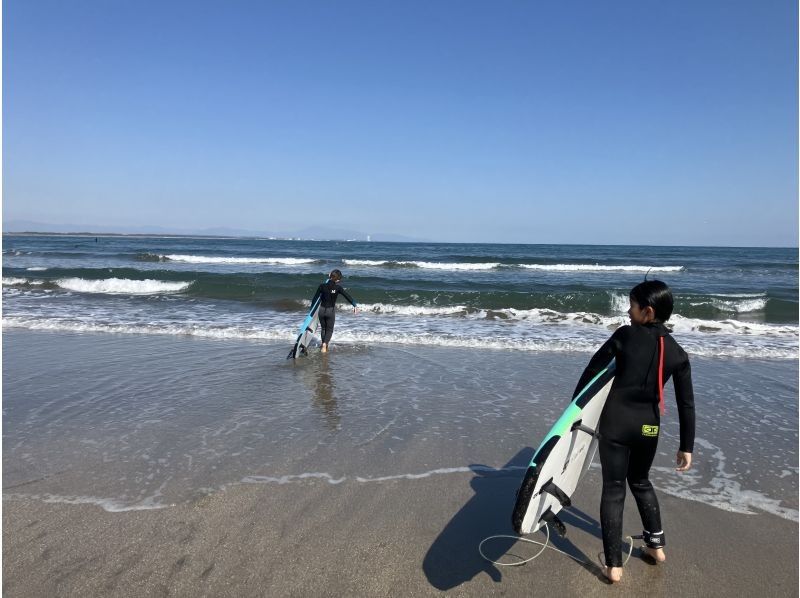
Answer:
[478,525,638,568]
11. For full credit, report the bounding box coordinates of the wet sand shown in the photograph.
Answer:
[4,470,797,597]
[3,330,798,596]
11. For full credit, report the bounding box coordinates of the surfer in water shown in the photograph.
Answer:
[311,269,358,353]
[573,280,695,583]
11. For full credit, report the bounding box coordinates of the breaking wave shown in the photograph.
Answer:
[55,277,192,294]
[519,264,684,272]
[162,254,318,265]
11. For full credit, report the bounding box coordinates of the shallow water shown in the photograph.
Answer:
[2,330,797,521]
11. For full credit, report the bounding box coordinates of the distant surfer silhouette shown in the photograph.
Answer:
[310,269,358,353]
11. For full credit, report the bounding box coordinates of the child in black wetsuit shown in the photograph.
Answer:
[573,280,695,583]
[311,269,358,353]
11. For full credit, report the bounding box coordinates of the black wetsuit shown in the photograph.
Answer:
[574,322,695,567]
[311,281,357,345]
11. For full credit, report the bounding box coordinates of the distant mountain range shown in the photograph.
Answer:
[2,220,429,243]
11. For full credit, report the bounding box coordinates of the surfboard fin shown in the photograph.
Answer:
[540,508,567,537]
[541,479,572,508]
[570,419,598,437]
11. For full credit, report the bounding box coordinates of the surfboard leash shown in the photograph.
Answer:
[478,525,637,568]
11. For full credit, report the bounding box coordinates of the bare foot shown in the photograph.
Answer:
[605,566,623,583]
[321,343,328,353]
[644,547,666,562]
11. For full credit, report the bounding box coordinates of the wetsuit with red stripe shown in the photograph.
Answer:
[573,322,695,567]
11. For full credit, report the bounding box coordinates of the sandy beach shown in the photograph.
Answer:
[3,330,798,596]
[4,473,797,597]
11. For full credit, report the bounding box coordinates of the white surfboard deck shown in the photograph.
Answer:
[512,360,616,535]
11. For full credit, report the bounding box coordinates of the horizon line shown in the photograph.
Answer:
[2,229,797,250]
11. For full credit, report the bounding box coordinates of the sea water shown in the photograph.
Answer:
[2,235,798,519]
[3,234,797,358]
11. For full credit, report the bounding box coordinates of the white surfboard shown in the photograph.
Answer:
[287,295,323,359]
[511,360,616,535]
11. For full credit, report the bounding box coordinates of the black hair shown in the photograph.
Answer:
[630,280,674,322]
[329,269,343,282]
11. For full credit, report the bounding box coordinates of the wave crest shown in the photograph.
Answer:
[55,278,192,295]
[2,277,29,286]
[343,260,684,272]
[163,254,317,265]
[519,264,684,272]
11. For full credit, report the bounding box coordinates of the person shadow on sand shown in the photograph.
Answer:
[422,447,606,591]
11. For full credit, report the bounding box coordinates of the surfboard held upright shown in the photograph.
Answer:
[511,360,616,535]
[287,296,322,359]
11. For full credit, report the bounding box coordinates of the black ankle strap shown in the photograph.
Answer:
[643,529,665,548]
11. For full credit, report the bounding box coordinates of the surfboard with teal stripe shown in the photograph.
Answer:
[287,281,328,359]
[512,360,616,535]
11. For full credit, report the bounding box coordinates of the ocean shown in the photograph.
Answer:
[3,234,798,358]
[3,234,798,520]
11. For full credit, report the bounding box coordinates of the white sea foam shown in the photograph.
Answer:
[519,264,684,272]
[2,277,29,285]
[713,297,768,312]
[354,465,526,482]
[334,330,608,354]
[3,492,167,512]
[4,305,797,358]
[1,317,601,353]
[621,290,768,315]
[651,438,799,522]
[693,296,769,313]
[2,317,292,340]
[689,292,770,313]
[335,328,798,359]
[240,465,526,486]
[241,472,346,485]
[357,302,467,316]
[343,259,389,266]
[410,261,500,270]
[609,292,631,314]
[26,267,48,271]
[712,292,769,298]
[227,460,796,522]
[164,254,316,265]
[344,301,622,323]
[352,302,625,330]
[344,259,499,270]
[668,314,798,337]
[343,260,685,272]
[55,277,192,294]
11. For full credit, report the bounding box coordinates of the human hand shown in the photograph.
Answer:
[675,451,692,472]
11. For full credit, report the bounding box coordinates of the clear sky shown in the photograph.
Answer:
[3,0,798,246]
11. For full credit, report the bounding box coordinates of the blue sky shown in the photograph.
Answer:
[3,0,798,245]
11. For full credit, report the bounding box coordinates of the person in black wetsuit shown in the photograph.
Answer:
[573,280,695,583]
[311,269,358,353]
